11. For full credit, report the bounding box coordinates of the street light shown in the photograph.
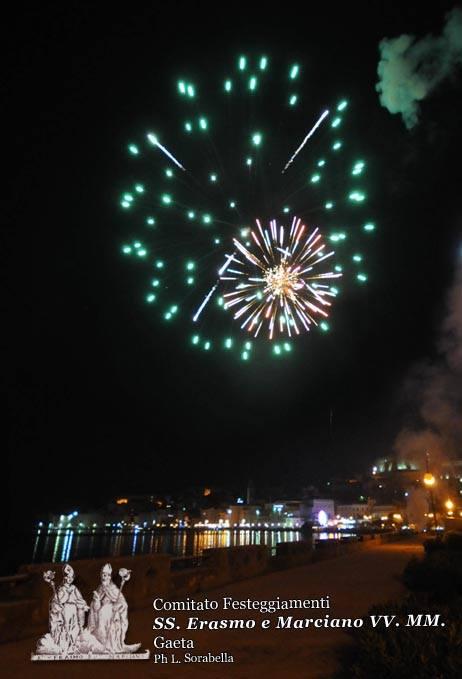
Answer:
[445,499,454,515]
[423,472,437,528]
[423,472,435,487]
[424,453,437,531]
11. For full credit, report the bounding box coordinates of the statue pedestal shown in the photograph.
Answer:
[31,650,150,661]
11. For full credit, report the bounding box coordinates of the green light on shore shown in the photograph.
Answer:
[252,132,262,146]
[239,56,247,71]
[289,94,298,106]
[224,79,232,92]
[128,144,139,155]
[332,140,342,150]
[320,322,330,332]
[249,76,257,91]
[146,217,155,226]
[357,273,368,282]
[364,222,376,232]
[192,335,200,345]
[337,100,348,111]
[161,194,172,205]
[259,56,268,70]
[224,338,233,349]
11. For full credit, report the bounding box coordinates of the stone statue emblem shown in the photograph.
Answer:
[31,563,149,661]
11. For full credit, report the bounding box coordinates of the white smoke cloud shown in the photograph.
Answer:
[376,7,462,128]
[394,256,462,466]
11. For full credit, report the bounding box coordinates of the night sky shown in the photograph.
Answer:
[5,2,462,570]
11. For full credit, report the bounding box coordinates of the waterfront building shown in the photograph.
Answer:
[335,502,371,520]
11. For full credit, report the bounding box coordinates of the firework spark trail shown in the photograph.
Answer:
[193,249,247,322]
[282,109,330,173]
[147,133,187,171]
[193,283,219,322]
[218,253,240,275]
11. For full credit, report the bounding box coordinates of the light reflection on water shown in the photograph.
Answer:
[32,528,303,564]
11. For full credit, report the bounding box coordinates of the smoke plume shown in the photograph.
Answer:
[394,256,462,467]
[376,7,462,128]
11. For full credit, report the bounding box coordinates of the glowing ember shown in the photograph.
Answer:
[264,263,303,299]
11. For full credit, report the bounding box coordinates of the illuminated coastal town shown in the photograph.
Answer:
[33,454,462,565]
